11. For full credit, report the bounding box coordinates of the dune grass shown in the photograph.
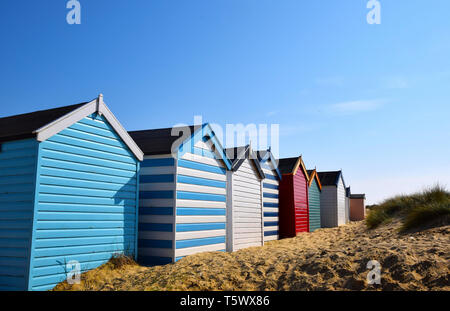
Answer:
[366,185,450,232]
[52,254,138,291]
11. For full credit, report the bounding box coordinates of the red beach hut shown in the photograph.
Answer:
[278,156,310,237]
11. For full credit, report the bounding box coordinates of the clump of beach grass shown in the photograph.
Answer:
[106,253,137,269]
[366,184,450,232]
[52,254,138,291]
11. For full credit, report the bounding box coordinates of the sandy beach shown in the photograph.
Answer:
[55,219,449,291]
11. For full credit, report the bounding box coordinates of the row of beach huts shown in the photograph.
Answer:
[0,96,366,291]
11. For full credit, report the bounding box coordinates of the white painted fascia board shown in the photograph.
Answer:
[34,99,97,142]
[33,95,144,161]
[98,100,144,161]
[230,145,249,171]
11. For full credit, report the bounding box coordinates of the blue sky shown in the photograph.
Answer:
[0,1,449,204]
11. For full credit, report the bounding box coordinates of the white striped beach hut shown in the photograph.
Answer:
[225,145,265,252]
[129,124,232,265]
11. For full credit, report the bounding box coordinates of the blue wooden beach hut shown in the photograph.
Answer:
[0,95,143,291]
[129,124,232,266]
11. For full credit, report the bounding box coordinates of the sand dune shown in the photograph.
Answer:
[54,220,449,291]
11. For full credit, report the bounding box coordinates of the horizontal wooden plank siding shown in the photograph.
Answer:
[29,114,139,291]
[337,178,346,226]
[320,186,337,228]
[138,155,175,266]
[293,168,309,233]
[279,163,309,238]
[175,139,227,260]
[261,160,279,242]
[0,139,37,291]
[227,159,263,252]
[308,178,321,232]
[350,197,366,221]
[345,196,350,224]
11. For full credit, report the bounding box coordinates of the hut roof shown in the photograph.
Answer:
[317,171,346,188]
[307,169,322,190]
[129,125,197,155]
[278,156,309,179]
[224,145,265,178]
[350,194,366,199]
[256,149,282,180]
[0,103,85,143]
[0,95,143,160]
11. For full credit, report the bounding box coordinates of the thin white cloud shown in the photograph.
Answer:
[329,99,385,115]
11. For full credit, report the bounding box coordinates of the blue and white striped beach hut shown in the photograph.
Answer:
[129,124,232,266]
[257,149,282,242]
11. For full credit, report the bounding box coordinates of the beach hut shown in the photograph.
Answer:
[0,95,143,291]
[278,156,310,237]
[317,171,347,227]
[307,169,322,232]
[129,124,232,265]
[350,194,366,221]
[225,145,265,252]
[345,187,351,223]
[257,149,282,243]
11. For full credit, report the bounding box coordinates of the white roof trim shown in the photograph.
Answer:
[33,94,144,161]
[34,99,97,142]
[97,97,144,161]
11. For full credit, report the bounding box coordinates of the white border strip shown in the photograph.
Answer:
[34,95,144,161]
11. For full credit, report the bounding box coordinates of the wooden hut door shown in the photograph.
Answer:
[293,171,309,233]
[231,159,263,250]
